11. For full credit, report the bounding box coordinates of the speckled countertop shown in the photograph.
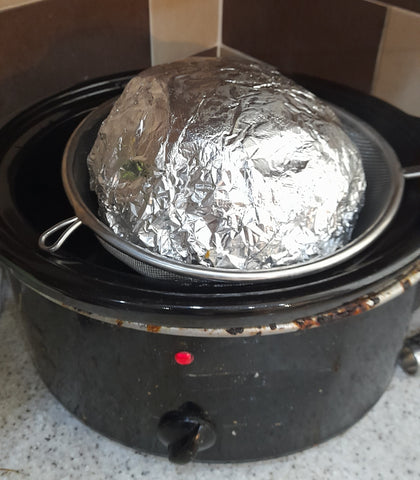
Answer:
[1,292,420,480]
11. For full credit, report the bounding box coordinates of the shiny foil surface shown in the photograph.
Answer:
[87,57,366,270]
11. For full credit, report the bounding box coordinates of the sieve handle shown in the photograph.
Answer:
[39,217,82,253]
[403,166,420,179]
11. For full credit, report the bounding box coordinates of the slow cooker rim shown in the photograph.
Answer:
[2,217,420,318]
[8,257,420,335]
[1,72,420,320]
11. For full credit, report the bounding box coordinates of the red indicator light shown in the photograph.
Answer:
[174,351,194,365]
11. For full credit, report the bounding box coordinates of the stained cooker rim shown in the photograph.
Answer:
[0,72,419,322]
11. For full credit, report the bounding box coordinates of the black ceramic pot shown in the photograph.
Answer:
[0,73,420,463]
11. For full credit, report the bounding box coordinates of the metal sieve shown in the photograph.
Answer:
[39,98,420,283]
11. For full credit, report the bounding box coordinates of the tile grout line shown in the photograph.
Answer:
[364,0,420,17]
[148,0,155,66]
[371,5,391,94]
[217,0,224,56]
[364,0,394,8]
[219,45,262,62]
[0,0,44,13]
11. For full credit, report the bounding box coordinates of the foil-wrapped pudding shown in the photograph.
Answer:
[87,57,366,270]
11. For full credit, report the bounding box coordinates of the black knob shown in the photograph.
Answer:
[157,402,216,464]
[398,333,420,375]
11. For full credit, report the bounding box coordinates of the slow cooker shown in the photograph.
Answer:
[0,72,419,463]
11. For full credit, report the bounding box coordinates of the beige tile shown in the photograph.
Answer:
[373,7,420,116]
[0,0,44,11]
[150,0,219,65]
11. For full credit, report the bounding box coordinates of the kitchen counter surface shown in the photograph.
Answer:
[1,297,419,480]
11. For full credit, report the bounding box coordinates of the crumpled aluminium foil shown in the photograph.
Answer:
[87,57,366,270]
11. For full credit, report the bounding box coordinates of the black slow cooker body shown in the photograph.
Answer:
[1,73,420,463]
[18,283,417,462]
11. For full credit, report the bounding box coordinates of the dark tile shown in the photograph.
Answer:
[223,0,386,93]
[0,0,150,125]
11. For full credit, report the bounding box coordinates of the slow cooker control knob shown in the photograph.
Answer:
[157,402,216,464]
[398,333,420,375]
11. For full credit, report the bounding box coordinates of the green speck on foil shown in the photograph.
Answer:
[120,157,149,181]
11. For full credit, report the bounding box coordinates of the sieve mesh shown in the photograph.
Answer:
[62,100,404,283]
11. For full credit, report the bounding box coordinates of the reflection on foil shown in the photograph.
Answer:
[88,57,366,270]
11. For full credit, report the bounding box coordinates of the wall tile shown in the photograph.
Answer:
[364,0,420,14]
[0,0,150,125]
[373,8,420,116]
[149,0,219,65]
[195,47,218,57]
[0,0,43,11]
[386,0,420,13]
[223,0,386,93]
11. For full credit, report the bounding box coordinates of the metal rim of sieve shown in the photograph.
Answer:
[56,98,408,283]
